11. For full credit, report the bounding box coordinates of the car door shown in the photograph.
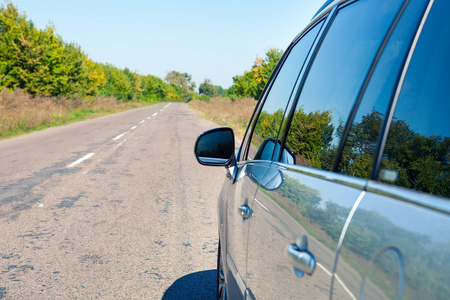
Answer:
[244,0,409,298]
[222,18,324,299]
[332,0,450,298]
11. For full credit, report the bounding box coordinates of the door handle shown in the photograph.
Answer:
[239,204,252,222]
[287,236,316,277]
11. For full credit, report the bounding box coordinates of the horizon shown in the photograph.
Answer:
[10,0,323,90]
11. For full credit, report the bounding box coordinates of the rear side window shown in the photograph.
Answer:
[247,23,323,161]
[378,0,450,197]
[337,0,428,178]
[283,0,405,170]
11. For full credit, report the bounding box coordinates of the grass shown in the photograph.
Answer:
[0,88,156,139]
[188,96,257,139]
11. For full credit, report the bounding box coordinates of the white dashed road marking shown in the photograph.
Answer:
[69,106,165,170]
[67,153,95,168]
[113,133,126,141]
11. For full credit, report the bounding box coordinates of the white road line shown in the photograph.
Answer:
[335,274,357,300]
[147,117,151,119]
[160,109,163,112]
[113,133,126,141]
[316,263,356,300]
[317,262,332,277]
[152,113,158,117]
[67,153,95,168]
[139,120,145,124]
[131,126,137,130]
[164,103,171,109]
[254,198,270,212]
[114,139,127,149]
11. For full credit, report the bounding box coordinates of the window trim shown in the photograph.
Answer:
[240,15,329,162]
[332,0,413,176]
[238,43,293,162]
[371,0,434,180]
[273,8,338,162]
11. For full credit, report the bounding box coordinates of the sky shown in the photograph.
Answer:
[11,0,324,89]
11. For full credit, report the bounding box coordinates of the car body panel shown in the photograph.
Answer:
[334,184,450,299]
[246,162,366,299]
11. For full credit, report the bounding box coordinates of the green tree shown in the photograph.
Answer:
[229,48,283,99]
[100,64,133,99]
[0,2,105,97]
[199,79,223,97]
[141,74,167,100]
[165,70,196,101]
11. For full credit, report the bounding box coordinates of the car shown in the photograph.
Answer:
[194,0,450,298]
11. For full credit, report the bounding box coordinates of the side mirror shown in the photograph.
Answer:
[255,137,296,164]
[194,127,235,167]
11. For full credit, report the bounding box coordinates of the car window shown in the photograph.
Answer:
[337,0,428,178]
[283,0,405,170]
[378,0,450,198]
[247,22,323,161]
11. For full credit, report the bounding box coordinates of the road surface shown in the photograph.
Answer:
[0,103,225,299]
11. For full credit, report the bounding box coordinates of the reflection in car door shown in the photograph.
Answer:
[245,0,410,298]
[246,163,366,299]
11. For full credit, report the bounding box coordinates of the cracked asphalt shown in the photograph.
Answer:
[0,103,225,299]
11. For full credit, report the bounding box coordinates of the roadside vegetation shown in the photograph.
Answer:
[0,2,201,138]
[0,1,284,139]
[190,48,284,137]
[189,97,256,139]
[0,88,154,138]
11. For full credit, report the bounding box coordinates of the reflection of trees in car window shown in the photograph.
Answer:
[253,109,285,150]
[338,107,449,197]
[380,118,450,197]
[282,0,404,170]
[336,0,431,182]
[248,22,323,161]
[378,0,450,198]
[286,107,334,168]
[338,108,383,179]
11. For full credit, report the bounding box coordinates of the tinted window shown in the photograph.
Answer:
[248,22,322,160]
[284,0,404,169]
[337,0,428,178]
[378,0,450,197]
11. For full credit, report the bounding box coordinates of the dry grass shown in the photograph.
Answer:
[189,97,256,138]
[0,88,154,139]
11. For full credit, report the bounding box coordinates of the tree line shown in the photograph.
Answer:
[197,48,284,100]
[0,2,284,103]
[0,2,198,102]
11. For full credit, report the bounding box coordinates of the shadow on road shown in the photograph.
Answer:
[162,269,216,300]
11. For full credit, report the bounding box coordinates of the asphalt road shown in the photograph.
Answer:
[0,103,226,299]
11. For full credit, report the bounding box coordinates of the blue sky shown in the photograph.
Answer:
[11,0,323,89]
